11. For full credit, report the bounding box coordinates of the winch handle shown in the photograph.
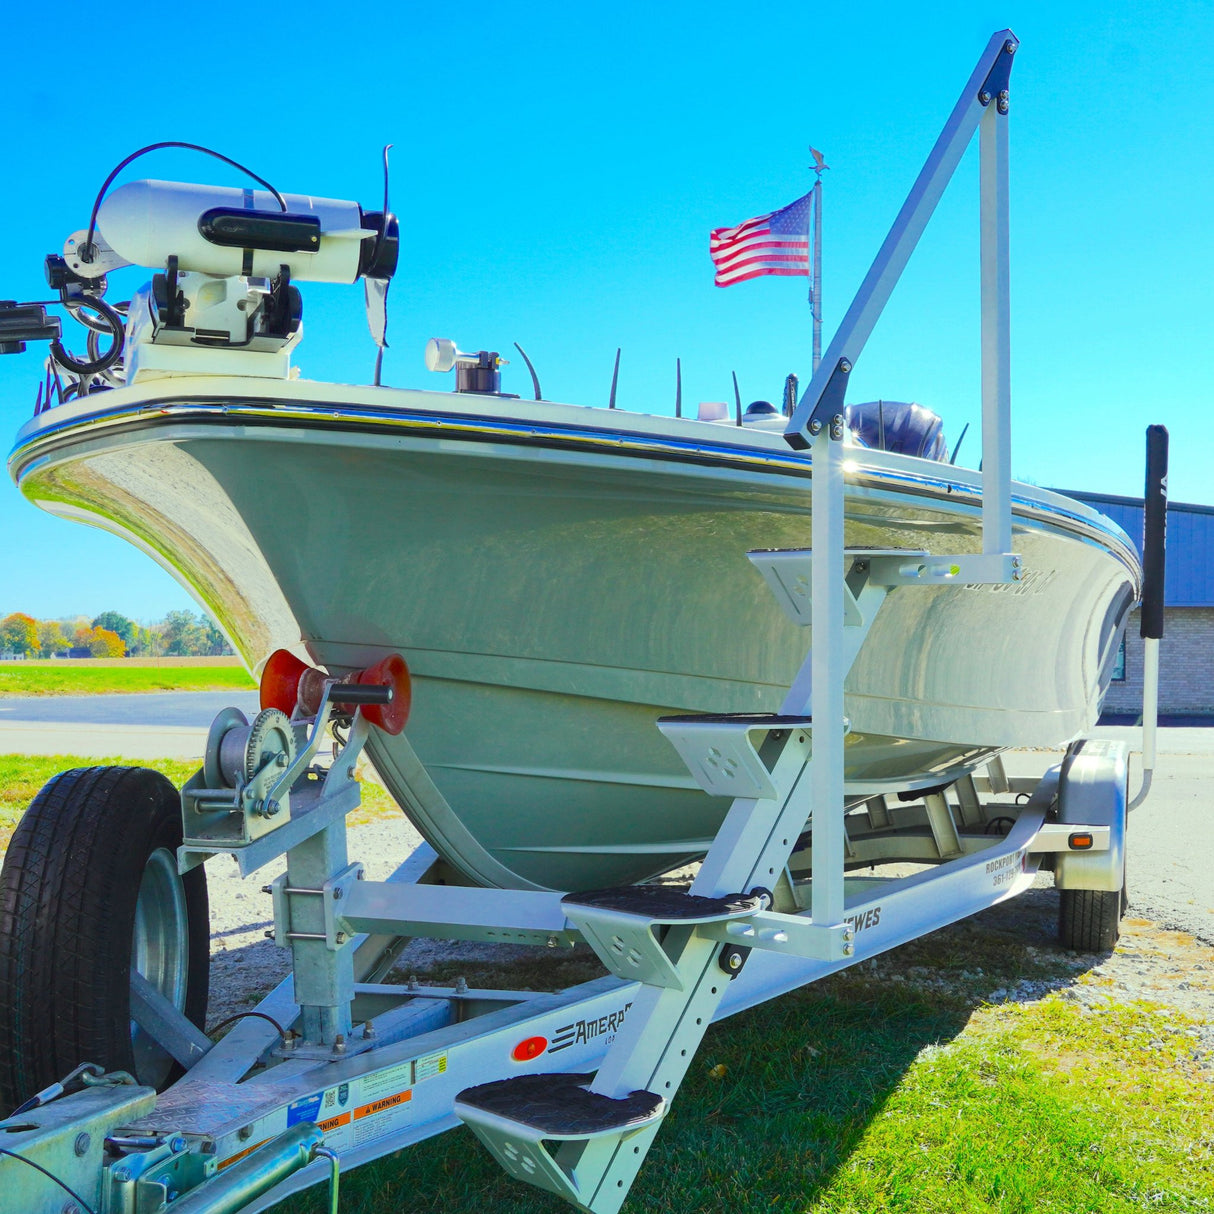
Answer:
[329,684,393,706]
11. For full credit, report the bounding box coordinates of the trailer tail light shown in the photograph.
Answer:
[260,648,411,734]
[1068,832,1094,850]
[512,1036,548,1062]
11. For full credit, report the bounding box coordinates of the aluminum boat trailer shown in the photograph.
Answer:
[0,29,1160,1214]
[0,632,1134,1214]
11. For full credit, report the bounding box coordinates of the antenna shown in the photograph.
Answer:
[675,357,682,418]
[949,421,970,465]
[609,347,620,409]
[514,342,542,400]
[732,371,742,426]
[783,372,798,417]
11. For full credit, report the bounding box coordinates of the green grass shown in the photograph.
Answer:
[0,663,255,697]
[0,753,201,850]
[277,989,1212,1214]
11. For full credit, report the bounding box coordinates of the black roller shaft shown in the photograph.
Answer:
[329,684,393,705]
[1140,424,1168,640]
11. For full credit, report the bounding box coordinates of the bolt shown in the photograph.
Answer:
[546,935,559,949]
[265,799,280,817]
[332,887,343,900]
[843,942,855,956]
[264,930,275,939]
[334,1034,347,1054]
[979,89,992,105]
[276,753,288,767]
[62,1203,81,1214]
[282,1033,297,1051]
[1005,39,1016,52]
[335,932,347,945]
[363,1021,376,1040]
[73,1132,90,1156]
[356,869,365,879]
[169,1136,187,1154]
[839,359,852,373]
[808,419,822,435]
[454,977,469,994]
[112,1168,132,1183]
[998,97,1009,114]
[261,885,272,894]
[238,1125,253,1141]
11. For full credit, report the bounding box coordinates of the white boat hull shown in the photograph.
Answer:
[10,378,1139,889]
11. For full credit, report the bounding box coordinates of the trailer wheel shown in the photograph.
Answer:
[1058,860,1127,953]
[0,766,208,1111]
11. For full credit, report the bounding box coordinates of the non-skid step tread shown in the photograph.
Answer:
[456,1072,664,1136]
[562,884,762,921]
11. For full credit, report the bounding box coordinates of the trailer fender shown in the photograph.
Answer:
[1053,738,1128,893]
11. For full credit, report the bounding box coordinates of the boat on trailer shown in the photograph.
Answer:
[0,30,1164,1214]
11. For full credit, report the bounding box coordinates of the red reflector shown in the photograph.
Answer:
[1068,832,1094,850]
[512,1036,548,1062]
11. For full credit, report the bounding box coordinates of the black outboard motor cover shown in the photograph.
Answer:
[845,400,948,462]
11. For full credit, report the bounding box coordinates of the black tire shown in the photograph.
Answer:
[0,767,209,1112]
[1059,882,1124,953]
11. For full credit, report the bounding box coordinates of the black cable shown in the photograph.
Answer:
[51,297,124,375]
[0,1148,97,1214]
[83,141,288,259]
[208,1010,286,1038]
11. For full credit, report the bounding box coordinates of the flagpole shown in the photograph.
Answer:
[812,179,822,372]
[809,148,828,374]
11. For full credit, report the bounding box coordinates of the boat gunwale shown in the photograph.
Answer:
[9,387,1141,578]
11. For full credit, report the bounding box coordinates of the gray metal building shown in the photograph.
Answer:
[1060,490,1214,717]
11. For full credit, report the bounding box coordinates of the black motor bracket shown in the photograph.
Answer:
[0,301,61,355]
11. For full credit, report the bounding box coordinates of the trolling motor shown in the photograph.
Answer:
[0,144,398,392]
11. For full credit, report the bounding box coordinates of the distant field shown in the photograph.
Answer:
[0,658,256,697]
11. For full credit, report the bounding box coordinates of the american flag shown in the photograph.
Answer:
[709,192,812,287]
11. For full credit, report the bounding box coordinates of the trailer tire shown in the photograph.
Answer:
[0,766,208,1112]
[1058,863,1126,954]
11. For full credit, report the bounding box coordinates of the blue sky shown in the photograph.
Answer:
[2,0,1211,620]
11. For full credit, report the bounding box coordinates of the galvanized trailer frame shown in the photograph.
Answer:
[0,29,1143,1214]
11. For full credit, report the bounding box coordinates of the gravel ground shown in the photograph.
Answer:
[204,806,1213,1080]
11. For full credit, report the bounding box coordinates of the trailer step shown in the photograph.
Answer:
[455,1072,666,1212]
[656,713,814,798]
[561,886,763,988]
[455,1072,664,1137]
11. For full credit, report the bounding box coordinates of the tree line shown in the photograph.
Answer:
[0,610,234,658]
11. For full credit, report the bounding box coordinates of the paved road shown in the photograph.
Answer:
[0,697,1209,942]
[0,691,261,759]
